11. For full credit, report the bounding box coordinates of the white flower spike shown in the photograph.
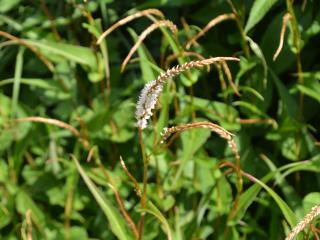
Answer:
[135,57,240,129]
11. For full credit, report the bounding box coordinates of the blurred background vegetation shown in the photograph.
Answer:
[0,0,320,239]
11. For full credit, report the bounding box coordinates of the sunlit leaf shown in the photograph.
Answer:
[245,0,278,33]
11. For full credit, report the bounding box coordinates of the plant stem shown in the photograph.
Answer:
[286,0,304,161]
[138,128,148,239]
[11,46,25,119]
[228,0,250,58]
[286,0,304,115]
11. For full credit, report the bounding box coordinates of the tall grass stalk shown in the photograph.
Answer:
[138,128,148,239]
[286,0,305,161]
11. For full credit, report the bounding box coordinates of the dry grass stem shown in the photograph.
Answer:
[120,156,142,197]
[160,121,240,161]
[186,13,236,49]
[285,205,320,240]
[97,9,164,44]
[310,224,320,239]
[221,60,241,96]
[0,31,54,72]
[273,13,292,61]
[26,209,33,240]
[15,117,89,148]
[136,57,239,129]
[238,118,274,124]
[15,117,80,136]
[121,20,178,72]
[107,183,139,239]
[165,51,210,71]
[86,146,96,162]
[0,40,19,49]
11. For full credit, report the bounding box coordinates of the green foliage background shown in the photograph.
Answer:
[0,0,320,239]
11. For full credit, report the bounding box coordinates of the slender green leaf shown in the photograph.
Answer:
[24,40,97,68]
[11,46,25,119]
[72,156,132,240]
[235,161,313,224]
[127,28,157,83]
[233,101,269,118]
[0,78,60,90]
[269,69,299,117]
[239,86,264,101]
[246,36,268,87]
[0,0,20,13]
[296,84,320,103]
[138,202,173,240]
[16,190,47,237]
[245,0,278,32]
[245,173,296,227]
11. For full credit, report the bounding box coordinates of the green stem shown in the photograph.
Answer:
[11,46,25,119]
[229,0,250,58]
[223,159,243,240]
[286,0,304,160]
[138,128,148,240]
[286,0,304,107]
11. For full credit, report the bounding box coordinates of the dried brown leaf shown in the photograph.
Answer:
[97,9,164,44]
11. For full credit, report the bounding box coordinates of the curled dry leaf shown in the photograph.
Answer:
[186,13,236,49]
[15,116,89,148]
[97,8,164,44]
[273,13,292,61]
[121,20,178,72]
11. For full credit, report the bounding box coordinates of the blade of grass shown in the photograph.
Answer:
[72,155,133,240]
[83,20,111,93]
[281,155,320,179]
[246,36,268,87]
[260,154,302,213]
[233,101,269,118]
[11,46,25,119]
[234,161,313,224]
[269,68,299,118]
[137,202,173,240]
[24,40,97,68]
[0,78,59,90]
[242,171,297,227]
[245,0,278,33]
[127,28,158,83]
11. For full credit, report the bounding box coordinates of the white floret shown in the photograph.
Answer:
[135,80,164,129]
